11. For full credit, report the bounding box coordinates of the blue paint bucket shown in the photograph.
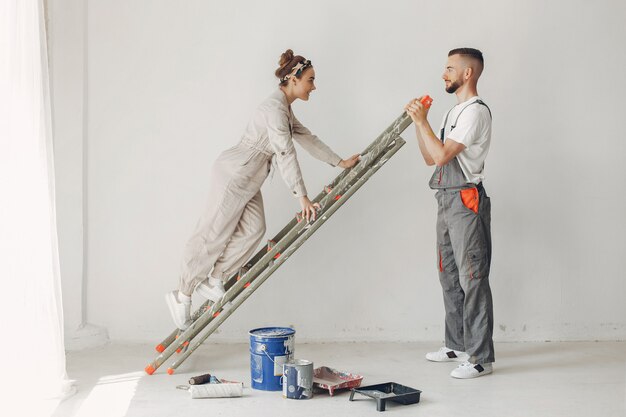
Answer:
[249,327,295,391]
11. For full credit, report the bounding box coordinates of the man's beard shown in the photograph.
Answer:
[445,80,462,93]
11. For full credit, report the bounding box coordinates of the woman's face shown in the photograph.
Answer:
[292,67,316,101]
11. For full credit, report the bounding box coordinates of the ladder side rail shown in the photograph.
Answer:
[154,138,398,364]
[154,112,409,352]
[155,142,390,358]
[155,141,395,359]
[148,113,411,372]
[166,137,406,372]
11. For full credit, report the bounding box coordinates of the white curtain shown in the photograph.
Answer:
[0,0,73,403]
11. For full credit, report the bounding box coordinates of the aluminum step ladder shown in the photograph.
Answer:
[145,111,413,375]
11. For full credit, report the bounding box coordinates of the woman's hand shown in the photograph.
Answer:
[299,195,321,222]
[338,154,361,169]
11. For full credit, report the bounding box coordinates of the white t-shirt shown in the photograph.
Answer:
[439,96,492,184]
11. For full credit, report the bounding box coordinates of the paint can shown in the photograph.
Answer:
[249,327,295,391]
[282,359,314,399]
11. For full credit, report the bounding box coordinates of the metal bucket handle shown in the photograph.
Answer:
[258,343,277,364]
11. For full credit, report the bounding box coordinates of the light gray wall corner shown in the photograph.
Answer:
[48,0,108,347]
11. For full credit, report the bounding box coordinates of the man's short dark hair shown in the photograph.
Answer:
[448,48,484,65]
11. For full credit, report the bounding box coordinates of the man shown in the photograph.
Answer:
[405,47,494,379]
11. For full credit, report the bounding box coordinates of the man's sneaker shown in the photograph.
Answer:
[426,346,470,362]
[196,277,225,302]
[165,291,191,330]
[450,361,493,379]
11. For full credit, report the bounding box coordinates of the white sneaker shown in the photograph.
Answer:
[450,361,493,379]
[425,346,470,362]
[165,291,191,330]
[196,277,225,302]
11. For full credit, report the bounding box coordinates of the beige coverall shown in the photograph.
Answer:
[179,89,342,295]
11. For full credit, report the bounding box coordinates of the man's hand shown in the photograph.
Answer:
[338,154,361,169]
[404,96,430,125]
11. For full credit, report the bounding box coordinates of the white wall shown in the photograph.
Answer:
[48,0,85,337]
[62,0,626,343]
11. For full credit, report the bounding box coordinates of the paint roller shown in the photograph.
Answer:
[188,373,218,385]
[177,375,243,399]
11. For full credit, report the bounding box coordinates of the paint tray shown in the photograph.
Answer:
[349,382,421,412]
[313,366,363,396]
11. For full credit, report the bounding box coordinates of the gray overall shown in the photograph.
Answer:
[429,101,494,364]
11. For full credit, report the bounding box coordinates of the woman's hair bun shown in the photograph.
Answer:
[275,49,307,84]
[278,49,295,67]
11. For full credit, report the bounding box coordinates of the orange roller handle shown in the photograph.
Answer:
[420,95,433,109]
[145,364,156,375]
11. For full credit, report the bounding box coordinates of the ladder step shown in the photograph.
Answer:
[267,240,281,259]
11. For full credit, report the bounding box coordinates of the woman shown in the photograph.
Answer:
[166,49,360,329]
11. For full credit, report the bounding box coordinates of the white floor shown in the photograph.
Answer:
[45,341,625,417]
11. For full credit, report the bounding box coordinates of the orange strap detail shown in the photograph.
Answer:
[438,248,443,272]
[460,188,479,214]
